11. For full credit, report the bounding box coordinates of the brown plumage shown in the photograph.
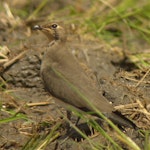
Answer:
[33,23,136,128]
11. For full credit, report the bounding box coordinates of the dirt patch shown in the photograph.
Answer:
[0,1,150,150]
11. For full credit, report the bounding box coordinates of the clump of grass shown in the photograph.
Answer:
[22,122,61,150]
[0,1,149,149]
[79,1,150,68]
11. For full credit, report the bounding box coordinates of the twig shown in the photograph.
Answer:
[0,76,8,87]
[3,51,26,69]
[3,2,15,20]
[19,131,33,136]
[12,101,27,116]
[114,103,139,110]
[0,52,8,59]
[133,109,150,116]
[26,101,52,107]
[121,76,150,84]
[135,68,150,87]
[0,59,9,64]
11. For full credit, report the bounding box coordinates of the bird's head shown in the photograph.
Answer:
[33,23,66,42]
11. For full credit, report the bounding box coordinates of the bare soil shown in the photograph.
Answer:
[0,1,150,150]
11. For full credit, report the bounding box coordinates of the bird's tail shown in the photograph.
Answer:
[108,111,137,129]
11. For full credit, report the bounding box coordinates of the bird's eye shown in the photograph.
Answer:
[51,24,58,29]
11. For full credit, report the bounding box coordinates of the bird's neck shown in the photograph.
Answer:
[47,39,66,49]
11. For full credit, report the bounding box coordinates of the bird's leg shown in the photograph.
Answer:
[67,110,81,126]
[75,117,80,126]
[66,111,81,132]
[66,110,72,133]
[67,110,72,120]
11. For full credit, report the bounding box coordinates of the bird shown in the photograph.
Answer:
[33,23,136,128]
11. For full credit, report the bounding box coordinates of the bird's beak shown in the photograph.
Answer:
[32,25,43,30]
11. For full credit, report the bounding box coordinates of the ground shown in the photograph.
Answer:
[0,1,150,150]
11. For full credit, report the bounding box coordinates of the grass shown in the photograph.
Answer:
[0,0,150,149]
[22,122,61,150]
[0,110,28,124]
[144,130,150,150]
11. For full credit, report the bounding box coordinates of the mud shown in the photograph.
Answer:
[0,1,150,150]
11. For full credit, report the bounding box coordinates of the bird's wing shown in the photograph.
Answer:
[41,45,114,113]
